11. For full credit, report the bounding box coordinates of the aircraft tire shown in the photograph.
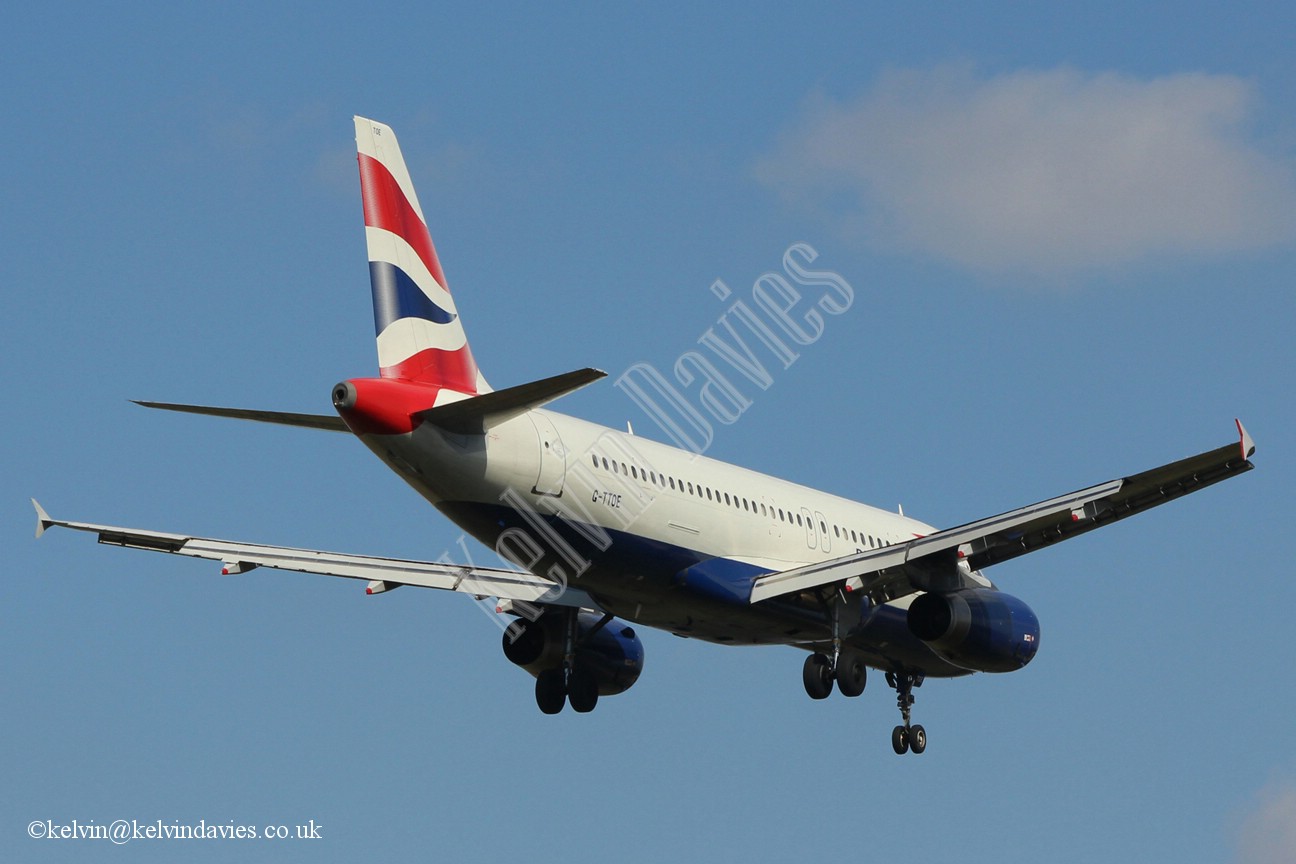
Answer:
[536,669,567,714]
[909,725,927,754]
[802,653,834,700]
[567,668,599,714]
[835,651,866,697]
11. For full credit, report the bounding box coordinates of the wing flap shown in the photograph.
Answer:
[33,502,596,610]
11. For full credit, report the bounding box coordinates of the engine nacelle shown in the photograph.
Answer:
[502,610,644,696]
[907,589,1040,673]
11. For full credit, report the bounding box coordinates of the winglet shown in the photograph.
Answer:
[32,499,53,539]
[1236,419,1256,460]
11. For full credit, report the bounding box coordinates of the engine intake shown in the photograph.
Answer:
[907,588,1040,673]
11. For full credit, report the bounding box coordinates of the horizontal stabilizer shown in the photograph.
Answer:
[417,367,606,433]
[134,401,348,431]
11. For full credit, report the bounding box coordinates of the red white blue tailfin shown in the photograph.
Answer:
[355,117,491,394]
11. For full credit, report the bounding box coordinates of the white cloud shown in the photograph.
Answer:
[1235,779,1296,864]
[756,66,1296,278]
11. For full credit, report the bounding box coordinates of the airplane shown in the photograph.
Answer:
[34,116,1256,755]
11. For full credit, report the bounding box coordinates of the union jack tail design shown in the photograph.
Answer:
[355,117,490,395]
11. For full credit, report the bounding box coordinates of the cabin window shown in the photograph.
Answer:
[760,503,767,517]
[669,477,676,490]
[833,525,840,538]
[706,488,713,501]
[592,455,598,468]
[796,513,803,526]
[723,492,730,505]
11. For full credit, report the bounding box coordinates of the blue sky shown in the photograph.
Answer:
[4,3,1295,862]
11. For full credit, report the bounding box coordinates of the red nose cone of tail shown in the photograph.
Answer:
[332,378,440,436]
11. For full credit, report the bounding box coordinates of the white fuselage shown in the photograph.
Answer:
[356,405,972,676]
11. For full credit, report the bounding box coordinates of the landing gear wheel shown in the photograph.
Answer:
[835,651,866,698]
[802,653,834,700]
[535,668,566,715]
[892,725,909,755]
[909,724,927,754]
[567,667,599,714]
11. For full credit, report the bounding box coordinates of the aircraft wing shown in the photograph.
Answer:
[749,420,1256,604]
[32,501,597,610]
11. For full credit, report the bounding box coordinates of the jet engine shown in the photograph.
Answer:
[906,589,1040,673]
[502,610,644,696]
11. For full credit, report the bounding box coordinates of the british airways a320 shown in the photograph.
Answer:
[34,117,1256,755]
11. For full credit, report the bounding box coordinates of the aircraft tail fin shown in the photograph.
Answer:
[355,117,490,395]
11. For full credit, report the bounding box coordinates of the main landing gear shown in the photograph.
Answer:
[802,592,868,700]
[801,650,867,699]
[886,671,926,755]
[535,665,598,714]
[533,608,609,715]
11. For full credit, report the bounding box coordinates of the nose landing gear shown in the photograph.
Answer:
[887,671,926,755]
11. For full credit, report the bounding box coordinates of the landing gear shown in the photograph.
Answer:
[801,589,869,701]
[887,671,926,755]
[533,609,601,715]
[891,723,926,754]
[801,649,866,700]
[533,665,600,714]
